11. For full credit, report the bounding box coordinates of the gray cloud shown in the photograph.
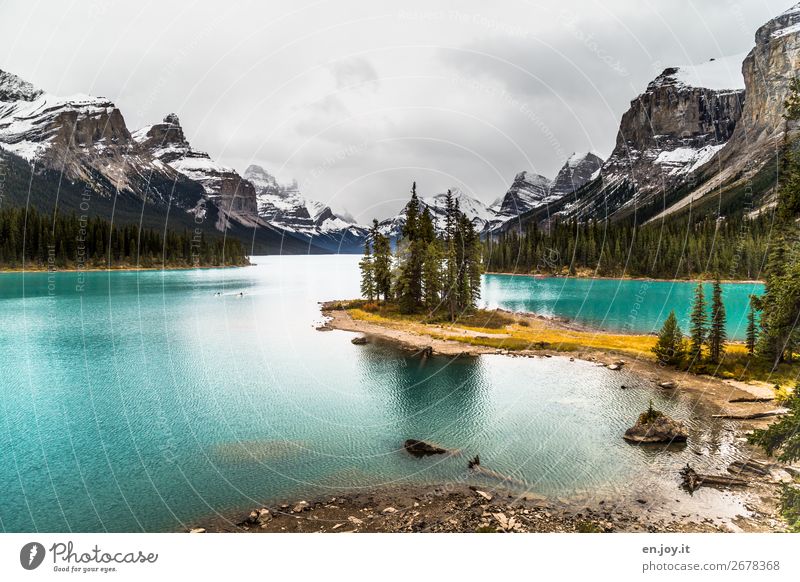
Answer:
[0,0,794,222]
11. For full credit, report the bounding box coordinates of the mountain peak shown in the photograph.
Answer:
[163,113,182,127]
[757,2,800,42]
[648,54,747,93]
[0,69,44,102]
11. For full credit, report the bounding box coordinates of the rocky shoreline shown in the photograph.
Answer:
[192,477,787,533]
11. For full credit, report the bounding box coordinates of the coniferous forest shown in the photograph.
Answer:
[359,183,482,319]
[483,214,771,280]
[0,206,250,269]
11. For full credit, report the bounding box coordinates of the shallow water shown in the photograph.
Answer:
[0,256,748,532]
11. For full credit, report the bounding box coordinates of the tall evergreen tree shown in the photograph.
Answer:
[652,310,686,367]
[370,219,392,301]
[396,182,425,313]
[688,283,708,364]
[746,300,759,356]
[707,278,727,364]
[359,239,376,301]
[442,190,459,321]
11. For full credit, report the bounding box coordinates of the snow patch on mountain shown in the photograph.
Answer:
[670,53,747,91]
[243,164,367,241]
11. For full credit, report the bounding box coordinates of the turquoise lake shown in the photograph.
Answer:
[482,274,763,340]
[0,256,756,532]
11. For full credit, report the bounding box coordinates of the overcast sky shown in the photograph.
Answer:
[0,0,794,221]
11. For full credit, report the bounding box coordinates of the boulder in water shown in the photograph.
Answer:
[351,336,368,345]
[623,403,688,443]
[404,439,447,457]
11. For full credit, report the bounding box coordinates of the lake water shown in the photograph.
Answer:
[482,274,763,340]
[0,256,749,532]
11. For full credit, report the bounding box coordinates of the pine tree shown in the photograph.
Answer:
[707,278,727,364]
[652,310,686,366]
[359,239,376,301]
[422,240,443,309]
[746,300,758,356]
[442,190,459,321]
[370,219,392,301]
[688,283,707,364]
[396,182,425,313]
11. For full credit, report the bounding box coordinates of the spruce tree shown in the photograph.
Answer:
[746,300,758,356]
[652,310,686,366]
[359,239,376,301]
[370,219,392,301]
[688,283,707,364]
[442,190,459,321]
[396,182,425,313]
[707,278,727,364]
[422,240,443,310]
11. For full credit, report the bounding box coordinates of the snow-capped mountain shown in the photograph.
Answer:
[490,171,552,217]
[243,164,368,251]
[550,152,604,197]
[378,187,503,239]
[503,54,748,228]
[132,114,261,228]
[0,70,331,253]
[486,153,603,232]
[0,69,204,212]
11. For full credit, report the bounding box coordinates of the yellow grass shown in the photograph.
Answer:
[346,307,657,359]
[344,305,799,386]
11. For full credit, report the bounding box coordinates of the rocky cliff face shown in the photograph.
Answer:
[0,70,206,213]
[491,171,552,217]
[560,63,745,221]
[133,114,258,221]
[643,4,800,223]
[550,152,604,197]
[244,164,368,251]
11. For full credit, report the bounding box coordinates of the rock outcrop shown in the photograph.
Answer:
[403,439,448,457]
[559,62,745,221]
[623,405,688,443]
[133,114,259,219]
[0,70,203,211]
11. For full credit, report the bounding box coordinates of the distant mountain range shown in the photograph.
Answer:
[2,3,799,253]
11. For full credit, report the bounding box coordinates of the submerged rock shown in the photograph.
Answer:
[351,336,368,345]
[623,404,688,444]
[404,439,447,457]
[658,381,678,389]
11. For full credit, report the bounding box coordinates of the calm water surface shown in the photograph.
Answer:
[482,274,763,340]
[0,257,748,532]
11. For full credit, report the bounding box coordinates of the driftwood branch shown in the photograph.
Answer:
[680,464,748,493]
[467,455,526,486]
[711,409,788,420]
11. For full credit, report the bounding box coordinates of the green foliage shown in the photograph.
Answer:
[688,283,707,364]
[746,301,759,355]
[748,385,800,462]
[484,215,770,280]
[778,484,800,532]
[652,311,685,367]
[708,279,727,364]
[0,206,248,268]
[369,219,393,301]
[360,186,481,319]
[640,399,664,424]
[359,240,376,301]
